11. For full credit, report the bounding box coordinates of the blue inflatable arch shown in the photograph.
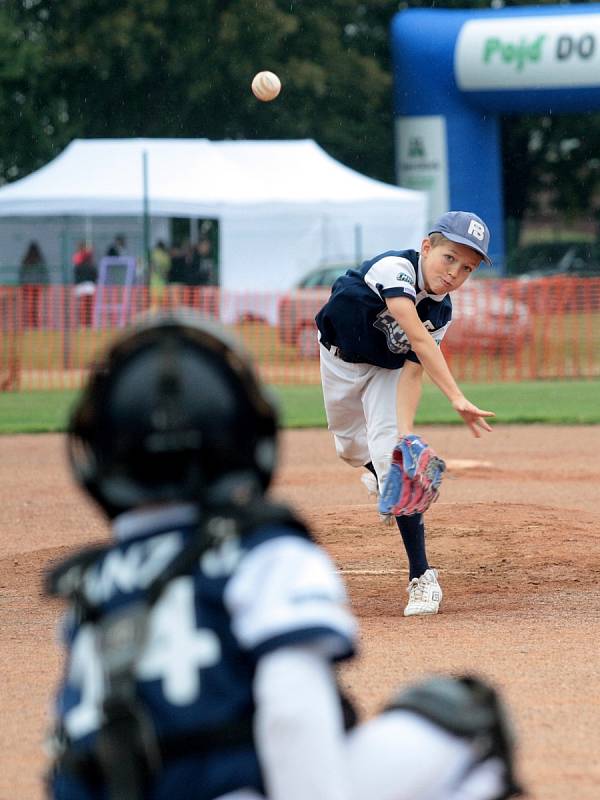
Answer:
[391,3,600,271]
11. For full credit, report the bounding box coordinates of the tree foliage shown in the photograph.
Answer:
[0,0,394,183]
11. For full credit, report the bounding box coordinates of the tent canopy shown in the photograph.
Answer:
[0,138,427,297]
[0,137,424,215]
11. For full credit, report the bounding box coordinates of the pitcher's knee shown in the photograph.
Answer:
[334,439,369,469]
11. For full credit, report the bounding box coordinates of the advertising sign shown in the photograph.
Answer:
[395,116,448,228]
[456,14,600,90]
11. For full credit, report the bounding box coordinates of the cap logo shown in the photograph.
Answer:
[467,219,485,241]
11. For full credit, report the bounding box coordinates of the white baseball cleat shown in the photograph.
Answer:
[404,568,442,616]
[360,471,379,498]
[360,472,394,526]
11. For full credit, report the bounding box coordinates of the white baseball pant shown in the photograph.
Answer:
[319,342,400,486]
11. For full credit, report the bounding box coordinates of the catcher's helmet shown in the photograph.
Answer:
[67,310,278,517]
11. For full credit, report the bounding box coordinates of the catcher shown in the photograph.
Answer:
[316,211,495,616]
[44,311,521,800]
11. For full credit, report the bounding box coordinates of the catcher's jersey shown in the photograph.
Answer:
[315,249,452,369]
[50,504,357,800]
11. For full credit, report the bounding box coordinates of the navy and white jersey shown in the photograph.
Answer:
[50,504,357,800]
[315,249,453,369]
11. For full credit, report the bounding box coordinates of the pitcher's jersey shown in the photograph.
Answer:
[315,249,452,369]
[51,505,357,800]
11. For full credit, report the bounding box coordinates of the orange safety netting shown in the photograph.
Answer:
[2,277,600,390]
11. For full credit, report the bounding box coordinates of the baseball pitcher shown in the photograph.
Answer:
[316,212,495,615]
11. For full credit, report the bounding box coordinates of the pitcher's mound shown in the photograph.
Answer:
[445,458,494,470]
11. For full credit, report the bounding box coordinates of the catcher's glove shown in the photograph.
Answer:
[378,434,446,517]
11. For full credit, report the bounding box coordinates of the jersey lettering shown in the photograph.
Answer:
[373,313,445,355]
[137,579,220,705]
[64,626,104,739]
[373,310,411,354]
[201,532,244,578]
[64,576,221,739]
[84,532,182,605]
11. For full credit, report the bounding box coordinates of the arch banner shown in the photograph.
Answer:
[391,3,600,270]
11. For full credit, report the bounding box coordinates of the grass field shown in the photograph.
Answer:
[1,379,599,433]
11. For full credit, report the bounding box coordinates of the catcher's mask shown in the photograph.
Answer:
[67,310,278,518]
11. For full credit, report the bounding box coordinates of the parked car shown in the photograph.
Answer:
[443,282,532,354]
[278,264,349,357]
[278,265,532,358]
[509,242,600,312]
[507,240,600,278]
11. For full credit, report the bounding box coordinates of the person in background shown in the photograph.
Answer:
[166,240,193,310]
[72,241,97,327]
[167,240,190,286]
[190,236,216,287]
[150,239,172,308]
[19,240,49,328]
[187,236,218,316]
[106,233,127,258]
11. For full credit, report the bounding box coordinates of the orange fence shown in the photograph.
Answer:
[2,277,600,390]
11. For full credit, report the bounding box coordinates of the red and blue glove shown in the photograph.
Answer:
[379,434,446,517]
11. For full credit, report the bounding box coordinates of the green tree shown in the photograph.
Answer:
[0,3,68,183]
[0,0,395,183]
[3,0,600,240]
[502,112,600,247]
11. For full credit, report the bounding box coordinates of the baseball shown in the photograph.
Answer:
[251,71,282,102]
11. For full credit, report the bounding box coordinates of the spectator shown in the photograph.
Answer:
[150,239,172,307]
[190,236,219,316]
[166,241,188,285]
[72,241,97,327]
[166,239,218,312]
[151,239,171,285]
[163,242,190,311]
[106,233,127,257]
[19,240,48,328]
[189,236,216,286]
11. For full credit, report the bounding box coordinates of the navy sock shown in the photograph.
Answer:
[395,514,429,580]
[364,461,378,484]
[364,462,429,580]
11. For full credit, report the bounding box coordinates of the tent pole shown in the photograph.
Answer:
[84,216,93,247]
[61,218,71,370]
[321,215,329,264]
[354,224,363,266]
[142,150,150,285]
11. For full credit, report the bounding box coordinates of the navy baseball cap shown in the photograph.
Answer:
[429,211,492,265]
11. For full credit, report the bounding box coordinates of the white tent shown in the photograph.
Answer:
[0,138,427,319]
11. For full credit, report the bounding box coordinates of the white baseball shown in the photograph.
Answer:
[251,71,282,102]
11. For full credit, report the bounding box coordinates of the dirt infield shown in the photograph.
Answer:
[1,425,599,800]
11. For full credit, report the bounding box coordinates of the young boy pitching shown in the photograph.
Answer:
[316,211,495,617]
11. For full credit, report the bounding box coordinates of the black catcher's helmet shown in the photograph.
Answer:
[67,310,278,518]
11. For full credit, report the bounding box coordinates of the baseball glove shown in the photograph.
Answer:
[378,434,446,517]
